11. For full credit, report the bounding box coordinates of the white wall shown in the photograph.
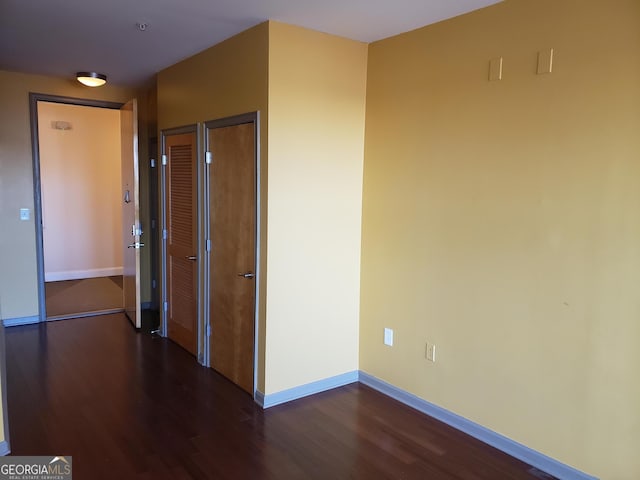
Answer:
[38,102,122,281]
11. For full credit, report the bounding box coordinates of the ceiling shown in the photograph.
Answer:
[0,0,500,87]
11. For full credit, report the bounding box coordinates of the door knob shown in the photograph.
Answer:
[237,272,255,279]
[128,242,144,249]
[185,255,197,261]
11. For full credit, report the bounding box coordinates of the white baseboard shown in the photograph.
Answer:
[2,315,40,327]
[46,308,124,322]
[255,370,597,480]
[44,267,123,282]
[255,371,359,408]
[358,372,598,480]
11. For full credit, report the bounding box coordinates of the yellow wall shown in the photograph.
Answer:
[0,71,136,320]
[359,1,640,479]
[157,22,269,388]
[157,23,269,129]
[157,21,367,394]
[265,22,367,393]
[38,102,122,280]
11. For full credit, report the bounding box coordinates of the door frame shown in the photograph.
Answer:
[159,125,204,360]
[29,93,124,322]
[204,112,261,396]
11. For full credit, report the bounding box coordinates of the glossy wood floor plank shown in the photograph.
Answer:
[5,314,555,479]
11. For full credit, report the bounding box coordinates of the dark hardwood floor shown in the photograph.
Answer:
[4,314,555,479]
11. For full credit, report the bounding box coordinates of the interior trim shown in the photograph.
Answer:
[256,370,359,408]
[44,267,123,282]
[46,308,124,322]
[29,93,125,323]
[254,390,265,407]
[2,316,40,328]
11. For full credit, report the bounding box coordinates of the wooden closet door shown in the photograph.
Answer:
[208,122,256,393]
[166,132,198,355]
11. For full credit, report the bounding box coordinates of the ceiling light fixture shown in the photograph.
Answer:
[76,72,107,87]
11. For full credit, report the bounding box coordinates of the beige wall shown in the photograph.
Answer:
[359,1,640,479]
[38,102,122,280]
[0,70,136,320]
[157,22,269,388]
[265,22,367,393]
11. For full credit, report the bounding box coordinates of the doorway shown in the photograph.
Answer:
[36,101,123,320]
[30,94,141,325]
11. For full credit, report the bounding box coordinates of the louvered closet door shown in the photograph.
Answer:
[166,133,198,355]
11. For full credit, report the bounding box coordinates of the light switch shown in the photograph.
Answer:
[384,328,394,347]
[19,208,30,221]
[537,48,554,74]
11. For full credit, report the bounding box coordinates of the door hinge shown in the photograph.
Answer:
[151,158,156,168]
[151,219,156,229]
[206,239,211,252]
[163,301,168,312]
[152,279,156,289]
[161,154,168,166]
[205,151,213,164]
[162,229,168,240]
[205,323,211,337]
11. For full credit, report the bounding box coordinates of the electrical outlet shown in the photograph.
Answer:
[426,342,436,362]
[384,328,394,347]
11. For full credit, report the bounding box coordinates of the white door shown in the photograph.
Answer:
[121,99,142,328]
